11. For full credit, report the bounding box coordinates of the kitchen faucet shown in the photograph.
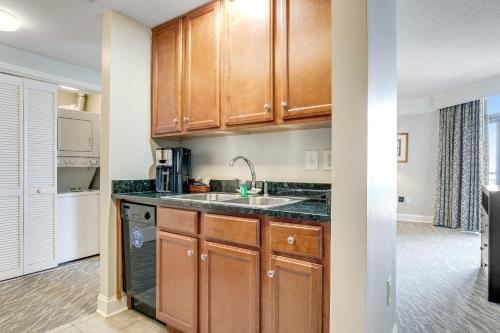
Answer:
[229,156,261,194]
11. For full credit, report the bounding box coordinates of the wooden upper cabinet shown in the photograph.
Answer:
[270,255,323,333]
[183,2,222,130]
[222,0,274,126]
[156,231,198,333]
[152,18,183,134]
[200,241,259,333]
[276,0,332,120]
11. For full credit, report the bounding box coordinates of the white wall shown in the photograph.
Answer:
[0,44,101,91]
[365,0,397,331]
[397,112,439,219]
[98,11,155,316]
[180,128,331,183]
[331,0,397,332]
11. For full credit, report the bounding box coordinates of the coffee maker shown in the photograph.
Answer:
[155,147,191,193]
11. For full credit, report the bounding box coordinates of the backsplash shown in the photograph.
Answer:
[209,179,331,200]
[112,179,155,194]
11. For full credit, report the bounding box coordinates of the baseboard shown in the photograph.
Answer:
[397,213,433,223]
[96,293,128,318]
[393,322,398,333]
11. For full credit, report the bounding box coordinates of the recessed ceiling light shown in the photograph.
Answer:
[59,85,79,92]
[0,9,20,32]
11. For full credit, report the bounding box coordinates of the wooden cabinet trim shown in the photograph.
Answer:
[157,207,199,235]
[156,231,198,332]
[183,1,222,131]
[203,213,260,247]
[270,221,322,259]
[152,18,183,134]
[270,255,323,333]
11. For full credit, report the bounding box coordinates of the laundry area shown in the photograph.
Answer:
[56,88,101,264]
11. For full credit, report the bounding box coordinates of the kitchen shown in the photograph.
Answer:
[0,0,396,332]
[111,0,332,331]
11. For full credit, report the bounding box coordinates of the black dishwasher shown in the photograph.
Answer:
[121,202,156,318]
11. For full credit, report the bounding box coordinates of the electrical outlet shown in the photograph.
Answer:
[305,151,319,170]
[398,196,405,203]
[387,277,392,306]
[322,150,331,170]
[406,196,412,204]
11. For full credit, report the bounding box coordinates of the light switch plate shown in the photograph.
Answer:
[322,150,331,170]
[305,151,319,170]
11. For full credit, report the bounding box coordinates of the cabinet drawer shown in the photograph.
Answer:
[270,222,322,259]
[158,207,199,235]
[203,214,260,247]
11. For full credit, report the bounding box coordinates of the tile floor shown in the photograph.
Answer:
[46,310,171,333]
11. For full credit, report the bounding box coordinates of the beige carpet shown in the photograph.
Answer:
[0,257,99,333]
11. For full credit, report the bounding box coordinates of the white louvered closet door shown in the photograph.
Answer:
[0,73,24,281]
[23,79,57,274]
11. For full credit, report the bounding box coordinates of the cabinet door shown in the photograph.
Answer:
[183,1,221,130]
[222,0,274,126]
[0,73,24,281]
[276,0,331,120]
[270,256,322,333]
[157,231,198,333]
[200,241,259,333]
[152,18,183,134]
[23,79,57,274]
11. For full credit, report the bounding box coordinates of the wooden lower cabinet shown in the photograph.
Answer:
[200,241,260,333]
[154,211,328,333]
[157,231,198,333]
[269,255,323,333]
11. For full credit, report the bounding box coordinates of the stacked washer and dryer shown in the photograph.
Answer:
[56,106,100,263]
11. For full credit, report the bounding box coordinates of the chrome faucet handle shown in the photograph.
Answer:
[263,181,269,197]
[233,178,243,192]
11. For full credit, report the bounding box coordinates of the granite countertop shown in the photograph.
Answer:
[112,191,331,222]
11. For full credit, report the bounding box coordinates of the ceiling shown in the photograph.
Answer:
[398,0,500,101]
[1,0,500,103]
[0,0,210,71]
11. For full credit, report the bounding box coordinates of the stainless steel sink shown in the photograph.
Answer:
[222,196,303,208]
[163,193,240,202]
[162,192,304,208]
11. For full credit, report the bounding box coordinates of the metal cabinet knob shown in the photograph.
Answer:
[187,250,194,257]
[36,189,42,194]
[267,270,275,278]
[201,254,208,261]
[264,104,272,112]
[287,236,295,245]
[281,101,288,109]
[173,118,179,124]
[183,117,190,123]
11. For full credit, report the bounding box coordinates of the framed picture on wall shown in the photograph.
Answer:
[397,133,408,163]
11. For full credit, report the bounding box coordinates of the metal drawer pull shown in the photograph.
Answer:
[267,270,275,278]
[173,118,179,124]
[287,236,295,245]
[187,250,194,257]
[264,104,272,112]
[201,254,208,261]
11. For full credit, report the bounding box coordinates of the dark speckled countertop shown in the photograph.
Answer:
[112,192,330,222]
[111,179,331,222]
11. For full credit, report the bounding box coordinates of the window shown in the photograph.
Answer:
[488,94,500,184]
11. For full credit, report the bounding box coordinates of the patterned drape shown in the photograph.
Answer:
[434,99,488,232]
